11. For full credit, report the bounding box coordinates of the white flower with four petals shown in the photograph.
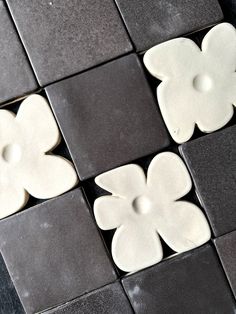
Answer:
[0,94,78,219]
[94,152,210,272]
[144,23,236,143]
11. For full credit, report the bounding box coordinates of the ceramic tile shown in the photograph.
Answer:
[115,0,223,51]
[0,1,37,104]
[44,282,133,314]
[0,188,116,314]
[0,253,24,314]
[46,54,170,180]
[180,125,236,237]
[215,230,236,299]
[122,245,236,313]
[6,0,132,86]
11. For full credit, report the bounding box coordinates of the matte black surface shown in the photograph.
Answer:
[0,189,116,314]
[115,0,223,52]
[46,54,170,180]
[180,126,236,237]
[0,0,37,104]
[218,0,236,27]
[0,253,24,314]
[6,0,132,86]
[215,230,236,299]
[45,282,133,314]
[122,245,236,313]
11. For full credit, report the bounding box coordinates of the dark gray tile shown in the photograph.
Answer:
[0,188,116,314]
[0,1,37,104]
[180,126,236,237]
[46,54,170,180]
[115,0,223,52]
[44,282,133,314]
[215,230,236,299]
[122,245,236,314]
[6,0,132,86]
[0,253,24,314]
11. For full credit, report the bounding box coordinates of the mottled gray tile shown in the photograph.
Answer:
[0,0,37,104]
[180,126,236,237]
[0,188,116,314]
[44,282,133,314]
[122,245,236,313]
[46,54,170,180]
[6,0,132,86]
[215,230,236,299]
[115,0,223,51]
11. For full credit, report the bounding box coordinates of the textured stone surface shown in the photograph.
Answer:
[6,0,132,86]
[45,282,133,314]
[0,188,116,314]
[46,54,170,180]
[215,230,236,299]
[0,1,37,104]
[122,245,236,313]
[180,126,236,237]
[115,0,223,51]
[0,253,24,314]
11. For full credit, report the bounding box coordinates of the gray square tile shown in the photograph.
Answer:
[0,253,24,314]
[215,230,236,299]
[45,282,133,314]
[6,0,132,86]
[46,54,170,180]
[122,245,236,313]
[0,1,37,104]
[115,0,223,51]
[180,126,236,237]
[0,188,116,314]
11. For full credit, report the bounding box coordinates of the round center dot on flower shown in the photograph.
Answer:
[2,144,22,163]
[192,74,213,92]
[132,195,153,215]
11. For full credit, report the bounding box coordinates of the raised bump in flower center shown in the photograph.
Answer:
[2,144,22,163]
[132,195,153,215]
[192,74,213,92]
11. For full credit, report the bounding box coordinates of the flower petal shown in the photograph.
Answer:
[0,180,28,219]
[156,201,211,253]
[94,196,130,230]
[95,164,146,199]
[157,80,196,143]
[112,222,163,272]
[21,155,78,199]
[144,38,200,80]
[147,152,192,203]
[202,23,236,72]
[16,94,60,152]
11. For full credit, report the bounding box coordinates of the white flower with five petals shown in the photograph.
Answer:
[94,152,210,272]
[144,23,236,143]
[0,94,78,219]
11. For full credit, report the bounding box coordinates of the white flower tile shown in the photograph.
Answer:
[144,23,236,143]
[94,152,211,272]
[0,94,78,219]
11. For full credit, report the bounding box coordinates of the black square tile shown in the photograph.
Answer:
[0,0,37,104]
[0,188,116,314]
[180,126,236,237]
[122,245,236,313]
[215,230,236,299]
[0,253,24,314]
[115,0,223,52]
[6,0,132,86]
[46,54,170,180]
[45,282,133,314]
